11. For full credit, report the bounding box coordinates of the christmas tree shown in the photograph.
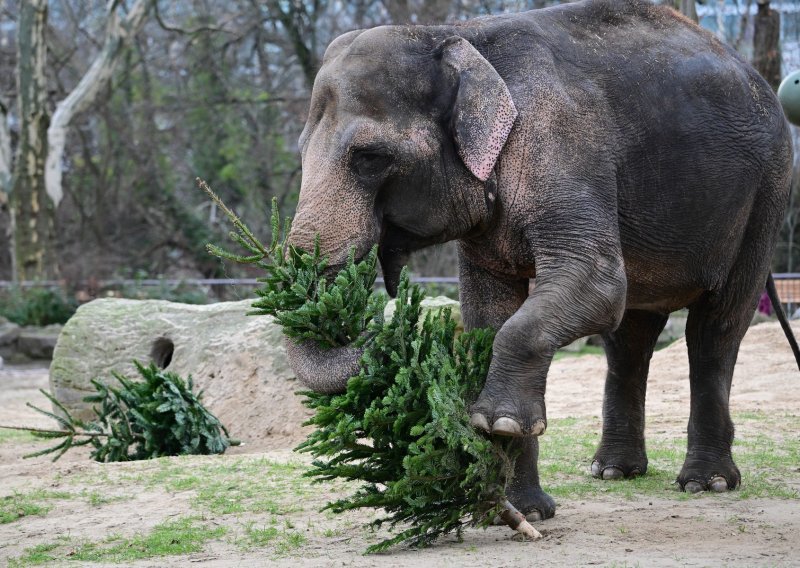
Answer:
[200,179,540,551]
[1,362,235,462]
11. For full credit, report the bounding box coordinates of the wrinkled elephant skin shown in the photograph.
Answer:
[285,0,794,520]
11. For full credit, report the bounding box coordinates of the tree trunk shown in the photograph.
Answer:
[45,0,152,207]
[665,0,698,22]
[0,100,11,199]
[266,0,322,88]
[12,0,54,281]
[753,0,781,91]
[0,99,13,280]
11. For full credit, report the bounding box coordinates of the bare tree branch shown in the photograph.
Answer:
[45,0,153,206]
[153,2,233,35]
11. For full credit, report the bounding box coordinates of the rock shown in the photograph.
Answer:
[383,296,462,332]
[0,317,20,358]
[49,298,311,450]
[16,325,62,359]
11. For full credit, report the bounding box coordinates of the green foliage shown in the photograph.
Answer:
[203,182,515,551]
[13,362,234,462]
[0,288,77,326]
[297,270,513,552]
[200,179,386,348]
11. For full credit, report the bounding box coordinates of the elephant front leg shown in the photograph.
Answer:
[504,436,557,521]
[470,254,627,437]
[458,248,556,519]
[592,310,668,480]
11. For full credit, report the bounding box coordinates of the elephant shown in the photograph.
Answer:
[284,0,799,521]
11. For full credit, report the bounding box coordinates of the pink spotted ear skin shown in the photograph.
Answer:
[441,37,518,182]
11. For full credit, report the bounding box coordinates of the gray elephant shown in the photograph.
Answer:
[285,0,799,521]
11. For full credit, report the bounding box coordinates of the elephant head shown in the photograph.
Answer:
[286,27,518,393]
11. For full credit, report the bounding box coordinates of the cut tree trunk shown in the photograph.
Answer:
[12,0,54,281]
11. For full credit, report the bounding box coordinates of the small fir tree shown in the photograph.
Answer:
[1,362,235,462]
[200,179,540,551]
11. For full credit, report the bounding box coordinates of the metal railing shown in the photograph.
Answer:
[0,276,460,289]
[2,274,799,288]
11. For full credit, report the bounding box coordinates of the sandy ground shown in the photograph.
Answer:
[1,321,799,566]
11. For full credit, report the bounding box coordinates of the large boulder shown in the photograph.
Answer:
[49,295,465,451]
[384,295,462,332]
[49,298,309,451]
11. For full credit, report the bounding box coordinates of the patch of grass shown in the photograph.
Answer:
[81,490,128,507]
[553,344,605,361]
[1,486,132,524]
[0,429,37,445]
[80,455,326,517]
[16,517,227,564]
[274,530,307,555]
[7,541,65,567]
[75,516,225,561]
[0,489,73,524]
[539,415,800,501]
[239,520,308,555]
[244,523,280,546]
[164,457,310,515]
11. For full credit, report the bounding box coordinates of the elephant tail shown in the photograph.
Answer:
[766,274,800,372]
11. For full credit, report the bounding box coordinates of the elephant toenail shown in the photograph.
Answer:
[709,477,728,492]
[602,467,624,480]
[469,413,491,432]
[491,417,524,437]
[525,510,542,522]
[684,481,704,493]
[530,419,546,436]
[591,461,602,478]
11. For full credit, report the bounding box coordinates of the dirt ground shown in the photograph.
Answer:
[1,321,799,566]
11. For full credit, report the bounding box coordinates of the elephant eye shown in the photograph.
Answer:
[352,149,393,178]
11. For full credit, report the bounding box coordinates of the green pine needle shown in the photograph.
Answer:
[198,178,386,348]
[201,179,518,552]
[4,364,235,463]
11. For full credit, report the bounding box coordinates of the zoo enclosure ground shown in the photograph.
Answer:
[0,321,799,566]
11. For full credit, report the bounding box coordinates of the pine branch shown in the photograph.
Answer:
[200,180,538,551]
[6,363,236,462]
[0,425,112,437]
[197,178,386,349]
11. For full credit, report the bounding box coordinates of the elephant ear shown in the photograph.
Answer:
[439,36,518,182]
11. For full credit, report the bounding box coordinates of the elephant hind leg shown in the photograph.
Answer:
[679,174,785,493]
[592,309,668,481]
[678,289,753,493]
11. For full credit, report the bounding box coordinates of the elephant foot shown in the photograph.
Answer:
[677,455,740,493]
[591,446,648,480]
[469,386,547,437]
[492,486,556,525]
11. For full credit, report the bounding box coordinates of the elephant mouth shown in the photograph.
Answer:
[378,221,436,297]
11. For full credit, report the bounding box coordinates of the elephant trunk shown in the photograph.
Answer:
[284,338,363,394]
